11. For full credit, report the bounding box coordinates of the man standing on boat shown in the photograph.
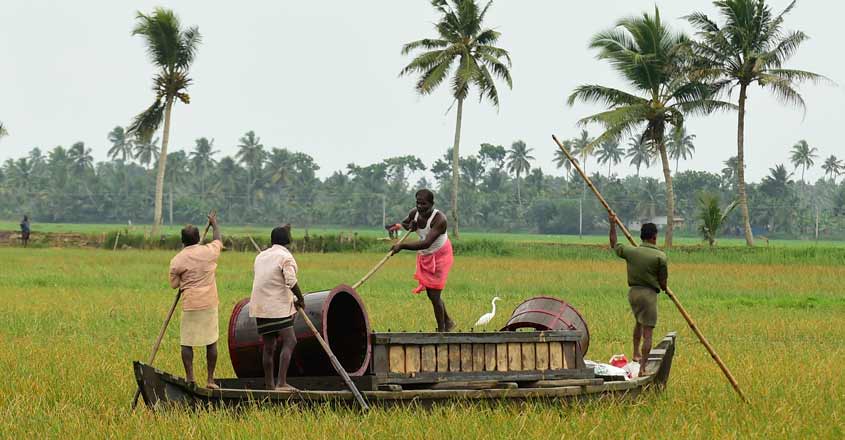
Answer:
[168,212,223,389]
[249,224,305,391]
[609,214,668,367]
[389,189,455,332]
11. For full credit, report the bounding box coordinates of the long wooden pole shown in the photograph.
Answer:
[552,135,749,403]
[245,235,368,410]
[132,211,215,410]
[351,229,412,290]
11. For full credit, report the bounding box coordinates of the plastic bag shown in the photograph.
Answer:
[585,360,630,379]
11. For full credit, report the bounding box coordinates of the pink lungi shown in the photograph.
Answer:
[412,239,454,294]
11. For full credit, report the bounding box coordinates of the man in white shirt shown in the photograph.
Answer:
[249,224,305,390]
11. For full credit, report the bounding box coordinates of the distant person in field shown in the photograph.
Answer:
[249,224,305,391]
[389,189,455,332]
[168,212,223,389]
[20,215,30,247]
[609,215,668,369]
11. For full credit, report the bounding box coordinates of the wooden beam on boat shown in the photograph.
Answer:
[372,331,583,345]
[425,380,518,391]
[523,378,604,388]
[376,368,595,385]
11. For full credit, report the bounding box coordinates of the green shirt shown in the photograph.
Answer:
[614,242,668,292]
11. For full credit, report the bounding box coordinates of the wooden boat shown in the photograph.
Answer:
[133,331,676,409]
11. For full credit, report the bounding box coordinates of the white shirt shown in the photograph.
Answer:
[415,209,448,255]
[249,244,298,319]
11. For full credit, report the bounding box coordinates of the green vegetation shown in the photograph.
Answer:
[1,246,843,437]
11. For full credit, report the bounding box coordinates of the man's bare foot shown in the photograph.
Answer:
[206,381,220,390]
[445,319,456,332]
[274,384,299,392]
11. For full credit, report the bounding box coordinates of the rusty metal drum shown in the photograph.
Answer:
[500,296,590,356]
[228,284,372,378]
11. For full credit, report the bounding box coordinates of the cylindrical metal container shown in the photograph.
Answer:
[228,284,372,378]
[500,296,590,356]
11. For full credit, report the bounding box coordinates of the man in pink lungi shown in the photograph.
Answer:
[389,189,455,332]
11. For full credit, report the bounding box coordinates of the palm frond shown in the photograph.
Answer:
[401,38,450,55]
[126,99,165,142]
[567,85,645,107]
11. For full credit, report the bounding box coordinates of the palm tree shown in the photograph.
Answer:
[134,136,160,170]
[821,155,842,184]
[126,7,201,237]
[506,140,534,205]
[626,137,653,177]
[595,139,624,178]
[68,142,96,203]
[0,122,7,141]
[687,0,829,247]
[235,130,267,209]
[568,8,730,247]
[569,130,594,173]
[789,139,817,184]
[190,137,217,193]
[107,126,135,163]
[667,126,696,173]
[400,0,512,238]
[164,150,189,224]
[697,193,737,247]
[552,140,578,177]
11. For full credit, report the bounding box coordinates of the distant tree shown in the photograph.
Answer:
[687,0,829,247]
[821,155,842,184]
[236,131,267,209]
[626,137,653,177]
[127,7,201,237]
[479,143,507,169]
[460,156,484,190]
[789,139,817,184]
[0,122,7,141]
[553,139,577,177]
[506,140,534,205]
[134,136,160,170]
[400,0,513,238]
[761,164,794,198]
[190,137,218,193]
[697,193,737,247]
[164,150,189,223]
[569,130,594,174]
[107,126,135,163]
[667,126,696,173]
[68,142,95,203]
[595,139,624,178]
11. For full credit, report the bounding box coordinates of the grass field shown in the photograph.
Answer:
[1,245,844,438]
[3,219,845,248]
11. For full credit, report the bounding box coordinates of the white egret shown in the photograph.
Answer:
[474,297,501,327]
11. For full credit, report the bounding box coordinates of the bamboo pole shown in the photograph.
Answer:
[352,229,412,290]
[248,235,262,253]
[132,211,215,410]
[113,231,121,251]
[552,135,749,403]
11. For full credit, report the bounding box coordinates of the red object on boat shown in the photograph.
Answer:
[609,354,628,368]
[500,296,591,356]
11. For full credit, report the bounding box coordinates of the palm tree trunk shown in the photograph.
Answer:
[657,136,675,248]
[737,83,754,247]
[516,172,521,205]
[151,96,174,238]
[450,97,464,238]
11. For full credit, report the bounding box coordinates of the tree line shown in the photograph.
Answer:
[1,128,843,241]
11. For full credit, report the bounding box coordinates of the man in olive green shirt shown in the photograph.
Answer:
[609,214,668,365]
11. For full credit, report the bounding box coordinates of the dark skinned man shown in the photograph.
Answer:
[168,212,223,389]
[389,189,456,332]
[249,224,305,391]
[609,214,668,369]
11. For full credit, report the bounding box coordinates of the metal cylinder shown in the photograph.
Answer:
[227,284,372,378]
[500,296,590,356]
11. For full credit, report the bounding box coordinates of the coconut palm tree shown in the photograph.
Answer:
[400,0,512,238]
[568,8,730,247]
[595,139,624,178]
[697,193,737,247]
[821,155,842,184]
[107,126,135,163]
[68,142,96,203]
[164,150,189,224]
[235,130,267,210]
[569,130,594,174]
[625,137,653,177]
[134,136,160,170]
[789,139,817,184]
[506,140,534,205]
[190,137,217,194]
[552,140,578,177]
[667,126,696,173]
[687,0,829,247]
[126,7,201,237]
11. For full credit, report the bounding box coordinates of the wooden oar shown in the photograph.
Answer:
[245,235,368,410]
[351,229,412,290]
[552,135,749,403]
[132,211,215,410]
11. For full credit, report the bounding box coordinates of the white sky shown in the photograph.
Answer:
[1,0,841,182]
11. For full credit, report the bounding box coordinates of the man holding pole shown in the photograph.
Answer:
[609,215,668,366]
[249,224,305,391]
[168,212,223,389]
[389,189,455,332]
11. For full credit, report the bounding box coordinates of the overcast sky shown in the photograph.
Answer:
[1,1,841,183]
